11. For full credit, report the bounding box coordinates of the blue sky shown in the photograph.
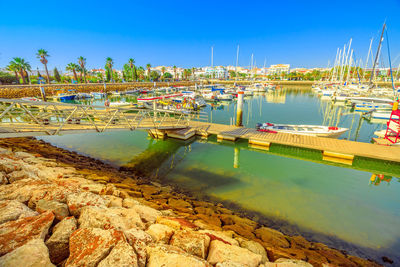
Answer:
[0,0,399,71]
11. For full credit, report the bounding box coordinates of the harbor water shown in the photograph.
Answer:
[39,87,400,262]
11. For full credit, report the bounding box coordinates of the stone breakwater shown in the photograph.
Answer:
[0,139,381,267]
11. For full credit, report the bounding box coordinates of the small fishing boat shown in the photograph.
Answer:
[52,89,77,102]
[91,92,106,99]
[75,93,93,99]
[109,101,131,107]
[20,97,41,102]
[256,123,348,138]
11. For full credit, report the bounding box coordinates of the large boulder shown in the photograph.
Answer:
[239,239,269,263]
[97,241,138,267]
[146,244,210,267]
[78,206,144,231]
[0,200,38,224]
[198,230,239,246]
[207,240,262,267]
[0,211,54,256]
[263,258,313,266]
[45,216,77,264]
[36,199,69,221]
[130,204,161,224]
[170,230,211,258]
[0,178,50,203]
[0,239,55,267]
[7,169,38,183]
[65,228,125,267]
[66,191,109,217]
[0,172,8,185]
[146,224,175,244]
[254,227,290,248]
[156,216,198,231]
[124,228,154,267]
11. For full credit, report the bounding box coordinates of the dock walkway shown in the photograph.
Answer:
[176,121,400,164]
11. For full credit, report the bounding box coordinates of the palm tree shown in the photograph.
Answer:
[128,58,135,82]
[66,63,79,82]
[78,56,87,83]
[146,63,151,80]
[10,58,31,84]
[191,67,196,80]
[161,67,166,81]
[173,66,177,81]
[106,57,114,82]
[36,49,50,84]
[6,63,19,84]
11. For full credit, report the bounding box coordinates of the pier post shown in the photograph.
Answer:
[236,91,244,126]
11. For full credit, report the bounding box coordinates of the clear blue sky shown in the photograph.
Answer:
[1,0,399,71]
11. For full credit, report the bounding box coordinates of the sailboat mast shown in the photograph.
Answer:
[363,38,373,81]
[369,23,386,86]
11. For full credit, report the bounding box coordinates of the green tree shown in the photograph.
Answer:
[53,67,61,82]
[163,72,172,79]
[128,58,135,82]
[78,56,87,83]
[6,62,19,84]
[9,57,31,84]
[106,57,114,82]
[150,70,160,81]
[36,49,50,84]
[0,72,17,84]
[66,63,79,82]
[161,67,166,81]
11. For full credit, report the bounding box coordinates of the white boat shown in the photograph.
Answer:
[216,93,233,101]
[76,93,93,99]
[371,111,392,120]
[91,92,106,99]
[20,97,41,102]
[109,101,131,107]
[256,123,348,138]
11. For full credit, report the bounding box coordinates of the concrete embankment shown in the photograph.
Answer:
[0,137,383,266]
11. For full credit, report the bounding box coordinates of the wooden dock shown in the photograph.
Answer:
[162,121,400,165]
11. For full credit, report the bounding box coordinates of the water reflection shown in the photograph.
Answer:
[369,174,400,186]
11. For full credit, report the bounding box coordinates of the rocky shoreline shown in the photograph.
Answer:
[0,137,382,266]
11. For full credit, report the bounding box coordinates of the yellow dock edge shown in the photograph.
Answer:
[166,131,195,140]
[248,138,271,147]
[217,134,237,142]
[249,143,270,151]
[322,151,354,165]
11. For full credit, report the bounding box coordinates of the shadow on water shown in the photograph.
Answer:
[116,133,400,265]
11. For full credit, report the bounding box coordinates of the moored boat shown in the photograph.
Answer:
[256,123,348,138]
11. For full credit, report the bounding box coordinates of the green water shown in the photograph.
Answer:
[40,88,400,263]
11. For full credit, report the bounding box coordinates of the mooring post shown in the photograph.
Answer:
[236,90,244,126]
[40,86,47,102]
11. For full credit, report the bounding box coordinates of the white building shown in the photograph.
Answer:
[204,66,228,79]
[268,64,290,75]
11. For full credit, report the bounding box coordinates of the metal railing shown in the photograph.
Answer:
[0,99,196,137]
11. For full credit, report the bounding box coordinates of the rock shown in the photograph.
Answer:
[219,214,257,231]
[28,185,76,209]
[141,185,160,196]
[146,244,210,267]
[78,206,144,231]
[198,230,239,246]
[0,157,21,174]
[98,241,138,267]
[197,212,222,225]
[14,151,34,160]
[289,236,311,249]
[103,195,123,207]
[146,224,175,244]
[124,228,154,267]
[122,198,141,208]
[223,224,255,239]
[207,240,262,267]
[66,191,109,217]
[240,239,269,263]
[347,255,381,267]
[194,206,216,216]
[168,198,193,212]
[65,228,125,267]
[36,199,69,221]
[0,211,54,256]
[0,200,38,224]
[255,227,290,248]
[170,230,211,258]
[156,216,198,230]
[215,262,245,267]
[7,169,38,183]
[315,247,357,266]
[45,217,77,264]
[80,183,105,194]
[0,178,49,203]
[264,258,313,266]
[131,204,161,224]
[99,184,121,197]
[0,239,55,267]
[0,172,8,185]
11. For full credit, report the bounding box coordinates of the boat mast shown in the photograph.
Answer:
[235,45,239,84]
[363,38,373,81]
[369,23,386,88]
[339,44,346,83]
[331,48,339,82]
[346,49,353,84]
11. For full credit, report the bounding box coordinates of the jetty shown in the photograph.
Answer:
[1,98,400,165]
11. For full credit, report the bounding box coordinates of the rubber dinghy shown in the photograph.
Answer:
[256,123,348,138]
